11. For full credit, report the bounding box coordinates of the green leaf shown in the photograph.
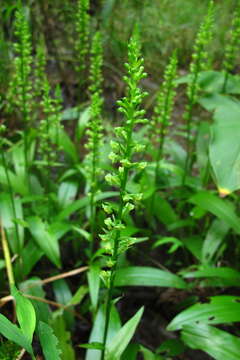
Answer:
[152,237,183,253]
[0,314,33,355]
[209,100,240,195]
[106,307,144,360]
[0,166,27,195]
[189,191,240,234]
[115,267,187,289]
[80,342,104,350]
[198,71,240,94]
[68,285,88,306]
[152,194,178,227]
[76,107,90,140]
[53,280,74,328]
[38,321,62,360]
[86,304,121,360]
[52,316,75,360]
[122,344,139,360]
[140,346,164,360]
[87,264,100,310]
[181,323,240,360]
[181,236,202,261]
[19,277,51,324]
[56,191,119,220]
[61,107,79,121]
[167,296,240,331]
[199,93,236,111]
[58,128,78,163]
[0,193,24,254]
[27,216,61,268]
[202,219,229,264]
[14,241,43,279]
[157,339,185,357]
[58,181,78,209]
[11,286,36,342]
[183,266,240,287]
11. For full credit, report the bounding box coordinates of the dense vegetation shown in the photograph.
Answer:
[1,0,240,359]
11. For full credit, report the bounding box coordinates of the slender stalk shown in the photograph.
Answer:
[0,220,15,287]
[87,32,104,256]
[100,31,147,359]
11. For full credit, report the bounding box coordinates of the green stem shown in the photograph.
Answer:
[89,144,97,257]
[0,219,15,287]
[1,152,21,254]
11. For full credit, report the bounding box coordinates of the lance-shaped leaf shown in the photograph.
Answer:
[11,285,36,342]
[105,307,144,360]
[27,216,61,268]
[0,314,33,355]
[115,267,187,289]
[168,296,240,331]
[181,323,240,360]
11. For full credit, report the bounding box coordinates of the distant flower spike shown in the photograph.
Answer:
[152,51,178,183]
[85,31,104,255]
[75,0,90,77]
[183,0,214,180]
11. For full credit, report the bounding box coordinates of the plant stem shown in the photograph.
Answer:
[1,152,21,254]
[0,219,15,287]
[89,144,97,256]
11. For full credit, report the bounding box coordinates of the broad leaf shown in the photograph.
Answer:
[115,267,187,289]
[28,216,61,268]
[183,266,240,287]
[58,181,78,209]
[189,191,240,234]
[181,323,240,360]
[168,296,240,331]
[11,285,36,342]
[209,100,240,195]
[19,277,51,324]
